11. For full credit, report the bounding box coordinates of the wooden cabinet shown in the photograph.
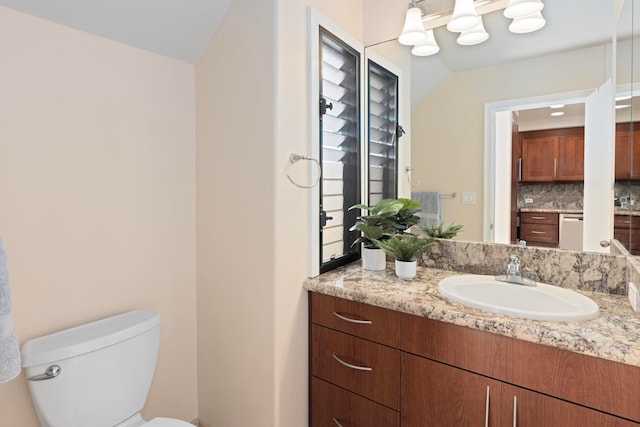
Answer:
[614,214,640,255]
[309,294,640,427]
[501,384,639,426]
[615,122,640,180]
[402,354,502,427]
[520,127,584,182]
[309,293,400,427]
[519,212,559,247]
[403,355,638,427]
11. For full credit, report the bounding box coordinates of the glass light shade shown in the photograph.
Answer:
[504,0,544,19]
[509,12,546,34]
[399,7,428,45]
[457,19,489,45]
[447,0,481,33]
[411,30,440,56]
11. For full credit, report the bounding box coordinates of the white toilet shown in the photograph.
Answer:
[21,310,193,427]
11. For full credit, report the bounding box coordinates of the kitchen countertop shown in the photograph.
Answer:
[520,207,640,216]
[303,262,640,368]
[520,207,583,214]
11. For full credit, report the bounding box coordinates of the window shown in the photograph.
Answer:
[367,60,400,205]
[318,28,361,273]
[309,11,403,276]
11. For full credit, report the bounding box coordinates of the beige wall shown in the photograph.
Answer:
[0,6,198,426]
[195,0,364,426]
[274,2,362,427]
[412,45,609,241]
[195,0,277,425]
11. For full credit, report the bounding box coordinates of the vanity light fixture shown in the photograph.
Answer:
[412,30,440,56]
[508,11,546,34]
[550,111,565,117]
[399,0,546,57]
[549,104,565,109]
[503,0,544,19]
[615,104,631,110]
[447,0,481,32]
[399,3,429,45]
[457,17,490,46]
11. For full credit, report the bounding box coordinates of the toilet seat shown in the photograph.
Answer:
[145,417,195,427]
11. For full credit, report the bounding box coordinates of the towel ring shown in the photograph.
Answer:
[286,153,322,189]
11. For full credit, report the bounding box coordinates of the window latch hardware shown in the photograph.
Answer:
[320,209,333,228]
[320,97,333,117]
[396,124,406,139]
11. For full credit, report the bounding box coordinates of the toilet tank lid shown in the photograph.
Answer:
[21,310,161,368]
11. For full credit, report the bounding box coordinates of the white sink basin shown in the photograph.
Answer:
[438,275,599,321]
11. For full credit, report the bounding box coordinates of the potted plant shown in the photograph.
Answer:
[349,199,403,270]
[420,223,463,239]
[374,235,436,280]
[349,198,422,271]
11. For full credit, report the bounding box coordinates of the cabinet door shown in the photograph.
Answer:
[615,122,640,180]
[402,354,502,427]
[502,384,640,427]
[521,135,557,182]
[616,124,632,179]
[556,132,584,180]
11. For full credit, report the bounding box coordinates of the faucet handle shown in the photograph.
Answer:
[507,254,521,276]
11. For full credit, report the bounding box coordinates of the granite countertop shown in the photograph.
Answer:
[520,207,640,216]
[520,207,583,214]
[303,263,640,368]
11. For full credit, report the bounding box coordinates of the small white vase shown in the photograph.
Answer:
[362,247,386,271]
[395,259,417,280]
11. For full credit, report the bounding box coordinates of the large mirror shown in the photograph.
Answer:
[365,0,636,254]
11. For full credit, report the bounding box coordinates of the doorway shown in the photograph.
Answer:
[484,82,615,253]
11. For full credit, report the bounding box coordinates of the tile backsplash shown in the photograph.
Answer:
[422,239,627,295]
[518,182,583,210]
[517,181,640,212]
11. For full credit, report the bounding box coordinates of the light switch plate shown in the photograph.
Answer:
[462,192,476,205]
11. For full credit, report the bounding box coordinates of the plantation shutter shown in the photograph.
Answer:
[368,60,400,205]
[319,28,361,273]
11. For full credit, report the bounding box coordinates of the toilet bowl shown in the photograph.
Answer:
[21,310,192,427]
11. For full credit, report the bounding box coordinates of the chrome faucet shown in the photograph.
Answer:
[496,254,536,286]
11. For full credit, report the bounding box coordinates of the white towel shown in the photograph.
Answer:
[0,236,20,383]
[412,191,441,228]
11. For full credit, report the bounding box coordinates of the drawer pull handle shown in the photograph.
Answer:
[333,417,344,427]
[531,216,546,220]
[485,386,490,427]
[333,312,373,325]
[530,231,546,235]
[513,395,518,427]
[332,354,373,371]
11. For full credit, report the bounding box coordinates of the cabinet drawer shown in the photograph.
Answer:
[520,212,559,225]
[311,325,400,410]
[311,293,400,347]
[520,223,558,244]
[614,214,640,229]
[311,377,399,427]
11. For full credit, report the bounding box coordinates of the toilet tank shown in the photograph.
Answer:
[21,310,161,427]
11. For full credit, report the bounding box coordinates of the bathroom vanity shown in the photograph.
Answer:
[305,264,640,426]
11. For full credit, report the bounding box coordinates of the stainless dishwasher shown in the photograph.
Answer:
[559,213,584,251]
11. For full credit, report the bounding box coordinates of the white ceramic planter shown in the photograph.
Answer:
[395,259,417,280]
[362,247,386,271]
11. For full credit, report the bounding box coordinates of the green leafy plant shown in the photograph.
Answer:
[420,223,464,239]
[373,235,436,262]
[349,198,421,248]
[387,198,422,233]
